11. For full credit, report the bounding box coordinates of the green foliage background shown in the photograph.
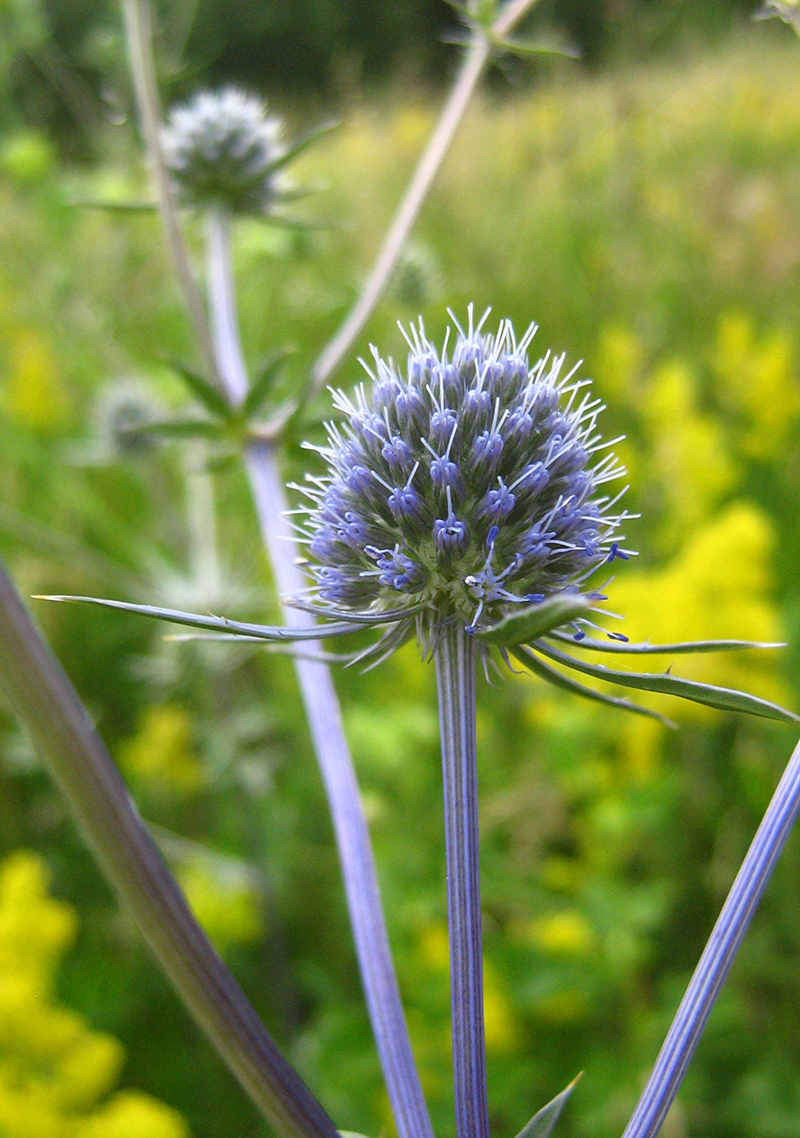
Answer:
[1,12,800,1138]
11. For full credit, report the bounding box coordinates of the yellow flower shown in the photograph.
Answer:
[527,911,595,958]
[119,704,204,794]
[0,851,190,1136]
[178,860,262,953]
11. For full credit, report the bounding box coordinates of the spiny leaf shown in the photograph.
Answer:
[476,594,590,646]
[242,347,295,418]
[162,357,232,420]
[264,120,340,177]
[33,596,364,642]
[548,630,786,656]
[512,647,676,727]
[514,1074,582,1138]
[534,641,800,724]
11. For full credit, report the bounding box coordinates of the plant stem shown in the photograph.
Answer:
[434,623,490,1138]
[206,210,435,1138]
[0,560,338,1138]
[622,734,800,1138]
[310,0,540,393]
[121,0,222,389]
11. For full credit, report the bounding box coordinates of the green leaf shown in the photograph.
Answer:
[534,642,800,724]
[514,1074,582,1138]
[162,357,232,420]
[123,418,221,441]
[264,120,340,177]
[242,347,295,418]
[548,631,786,656]
[512,647,676,727]
[476,594,591,646]
[203,451,239,474]
[33,596,364,642]
[495,35,580,60]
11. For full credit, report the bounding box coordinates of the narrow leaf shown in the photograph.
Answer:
[515,1074,582,1138]
[512,647,676,727]
[34,595,365,642]
[496,35,580,59]
[534,642,800,724]
[243,347,295,418]
[264,121,340,177]
[548,630,786,656]
[163,357,232,419]
[286,597,425,624]
[476,594,590,646]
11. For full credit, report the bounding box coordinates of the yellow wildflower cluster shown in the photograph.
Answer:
[613,502,784,716]
[119,704,204,795]
[0,851,189,1138]
[711,311,800,460]
[177,859,262,954]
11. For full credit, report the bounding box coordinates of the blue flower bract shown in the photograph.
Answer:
[296,310,632,643]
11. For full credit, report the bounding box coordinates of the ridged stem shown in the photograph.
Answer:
[622,734,800,1138]
[0,560,338,1138]
[434,623,490,1138]
[310,0,541,393]
[206,211,435,1138]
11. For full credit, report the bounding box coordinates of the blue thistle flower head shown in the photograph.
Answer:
[162,88,286,215]
[54,307,794,723]
[296,308,633,651]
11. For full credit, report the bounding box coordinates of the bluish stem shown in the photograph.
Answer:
[206,210,435,1138]
[434,623,490,1138]
[622,734,800,1138]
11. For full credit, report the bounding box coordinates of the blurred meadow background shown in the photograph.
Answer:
[2,1,800,1136]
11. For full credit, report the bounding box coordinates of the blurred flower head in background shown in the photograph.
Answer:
[162,88,286,215]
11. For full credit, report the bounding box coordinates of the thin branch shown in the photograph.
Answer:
[622,734,800,1138]
[435,622,490,1138]
[205,214,435,1138]
[0,560,338,1138]
[121,0,221,388]
[310,0,541,393]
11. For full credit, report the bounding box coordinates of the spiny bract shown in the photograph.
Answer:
[162,88,285,214]
[295,309,633,647]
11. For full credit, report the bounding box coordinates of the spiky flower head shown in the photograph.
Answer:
[296,308,633,653]
[52,304,794,724]
[162,88,286,215]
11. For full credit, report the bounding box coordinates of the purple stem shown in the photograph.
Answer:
[622,734,800,1138]
[206,210,434,1138]
[0,560,338,1138]
[434,623,490,1138]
